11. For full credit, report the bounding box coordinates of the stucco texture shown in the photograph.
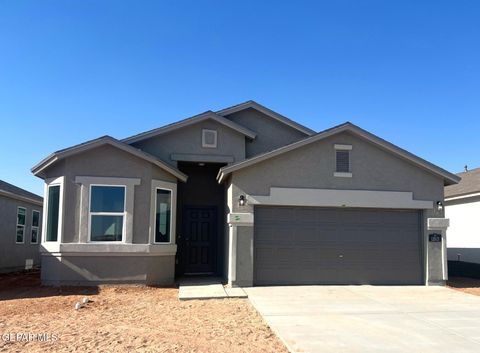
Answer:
[42,144,177,245]
[0,196,42,272]
[227,131,446,286]
[223,108,309,157]
[230,131,444,213]
[131,119,247,166]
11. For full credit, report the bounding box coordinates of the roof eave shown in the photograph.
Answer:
[217,122,460,186]
[31,137,188,183]
[122,111,257,144]
[0,189,43,206]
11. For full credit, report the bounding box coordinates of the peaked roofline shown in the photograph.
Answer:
[0,189,43,206]
[31,136,188,182]
[217,122,460,186]
[216,100,316,136]
[0,179,43,205]
[122,111,257,144]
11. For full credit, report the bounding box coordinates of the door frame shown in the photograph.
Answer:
[181,205,218,275]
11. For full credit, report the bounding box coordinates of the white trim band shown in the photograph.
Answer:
[248,187,434,209]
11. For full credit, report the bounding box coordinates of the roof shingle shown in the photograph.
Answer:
[444,167,480,198]
[0,180,43,203]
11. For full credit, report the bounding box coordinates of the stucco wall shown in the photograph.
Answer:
[231,131,444,212]
[41,254,174,286]
[446,196,480,264]
[223,108,309,157]
[227,131,446,286]
[0,195,42,272]
[41,144,177,244]
[131,119,246,166]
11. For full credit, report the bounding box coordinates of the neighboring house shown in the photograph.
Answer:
[31,101,459,286]
[445,167,480,276]
[0,180,43,273]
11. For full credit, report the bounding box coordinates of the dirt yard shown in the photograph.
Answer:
[0,271,287,353]
[448,276,480,296]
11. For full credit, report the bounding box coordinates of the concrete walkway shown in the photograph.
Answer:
[245,286,480,353]
[178,277,247,300]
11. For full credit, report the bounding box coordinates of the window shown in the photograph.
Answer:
[31,210,40,244]
[155,189,172,243]
[89,185,125,242]
[16,207,26,243]
[46,185,60,241]
[334,144,352,177]
[202,129,217,148]
[150,179,177,245]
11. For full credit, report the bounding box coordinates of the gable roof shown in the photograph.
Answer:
[122,111,257,144]
[31,136,188,182]
[445,167,480,199]
[216,100,316,136]
[217,122,460,186]
[0,180,43,205]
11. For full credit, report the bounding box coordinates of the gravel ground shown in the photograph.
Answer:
[447,276,480,296]
[0,271,287,353]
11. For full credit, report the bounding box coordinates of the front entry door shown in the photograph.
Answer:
[184,206,217,274]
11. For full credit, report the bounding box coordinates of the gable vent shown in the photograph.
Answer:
[336,150,350,173]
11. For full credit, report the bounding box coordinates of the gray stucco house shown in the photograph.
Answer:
[32,101,459,286]
[0,180,43,273]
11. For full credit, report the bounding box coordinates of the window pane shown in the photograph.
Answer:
[91,215,123,241]
[17,208,26,226]
[90,186,125,212]
[32,210,40,227]
[336,150,350,173]
[31,228,38,243]
[155,189,171,243]
[46,185,60,242]
[16,226,24,243]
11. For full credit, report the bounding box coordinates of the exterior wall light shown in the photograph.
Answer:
[239,195,246,207]
[436,201,443,211]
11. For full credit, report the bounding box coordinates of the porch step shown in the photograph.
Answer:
[178,277,247,300]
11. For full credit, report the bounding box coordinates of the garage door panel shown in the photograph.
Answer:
[254,206,423,285]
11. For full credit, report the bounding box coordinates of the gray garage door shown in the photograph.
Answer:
[254,206,423,285]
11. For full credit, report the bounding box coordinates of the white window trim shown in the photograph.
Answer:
[334,144,352,176]
[42,176,65,245]
[202,129,218,148]
[31,209,41,244]
[15,206,26,244]
[75,176,140,244]
[334,144,352,150]
[149,179,177,245]
[87,184,126,243]
[334,172,353,178]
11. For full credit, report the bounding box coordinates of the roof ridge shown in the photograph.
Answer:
[122,110,256,144]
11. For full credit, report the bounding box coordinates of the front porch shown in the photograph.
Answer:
[175,162,228,280]
[178,276,247,300]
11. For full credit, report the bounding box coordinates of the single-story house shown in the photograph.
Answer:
[445,167,480,276]
[32,101,459,286]
[0,180,43,273]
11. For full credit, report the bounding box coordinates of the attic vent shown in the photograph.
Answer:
[202,129,217,148]
[334,144,352,176]
[336,150,350,172]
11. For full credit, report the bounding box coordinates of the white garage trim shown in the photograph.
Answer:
[248,187,434,209]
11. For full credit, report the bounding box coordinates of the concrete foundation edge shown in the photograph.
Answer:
[41,254,175,286]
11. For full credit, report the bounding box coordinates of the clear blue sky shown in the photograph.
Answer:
[1,1,479,196]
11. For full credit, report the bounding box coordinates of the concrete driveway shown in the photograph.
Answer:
[245,286,480,353]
